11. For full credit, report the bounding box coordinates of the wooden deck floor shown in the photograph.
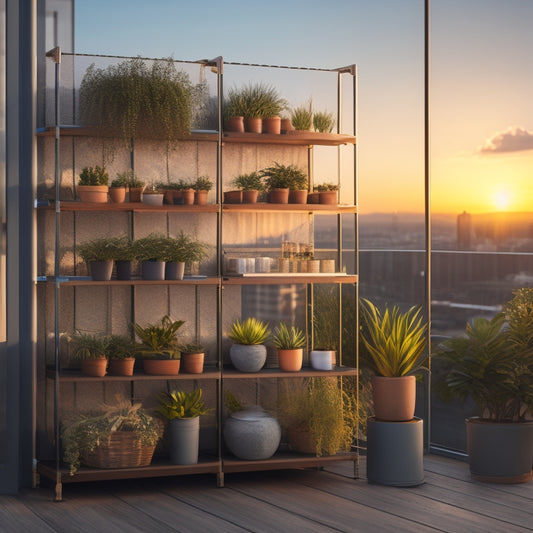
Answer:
[1,455,532,532]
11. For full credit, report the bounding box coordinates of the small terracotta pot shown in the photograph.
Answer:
[280,118,295,133]
[242,190,259,204]
[289,190,308,204]
[128,187,144,202]
[195,190,208,205]
[225,116,245,132]
[81,358,108,377]
[163,189,176,204]
[244,117,262,133]
[263,116,281,134]
[108,358,135,376]
[182,352,204,374]
[109,187,126,203]
[288,425,316,454]
[182,189,195,205]
[371,375,416,422]
[142,359,181,376]
[307,192,320,204]
[319,190,338,205]
[278,348,303,372]
[268,188,289,204]
[224,190,243,204]
[77,185,109,203]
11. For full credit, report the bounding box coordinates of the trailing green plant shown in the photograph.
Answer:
[78,166,109,186]
[77,237,117,262]
[260,162,308,191]
[225,82,287,119]
[79,57,193,150]
[231,172,264,192]
[156,388,212,420]
[278,377,359,456]
[61,400,160,474]
[359,298,428,377]
[228,317,270,345]
[272,322,306,350]
[435,289,533,422]
[71,332,108,360]
[312,110,335,133]
[106,335,135,360]
[290,104,313,131]
[193,176,213,191]
[133,315,184,359]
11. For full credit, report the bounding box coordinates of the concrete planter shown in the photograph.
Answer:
[230,344,267,373]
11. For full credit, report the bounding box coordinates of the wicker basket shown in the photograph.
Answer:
[81,431,155,469]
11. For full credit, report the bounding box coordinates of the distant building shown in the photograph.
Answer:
[457,211,473,249]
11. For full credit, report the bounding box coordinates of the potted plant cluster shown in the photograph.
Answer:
[61,400,160,474]
[260,162,308,204]
[435,288,533,483]
[134,315,184,375]
[314,182,339,205]
[272,322,306,372]
[225,172,265,204]
[77,166,109,203]
[228,317,270,372]
[156,388,212,465]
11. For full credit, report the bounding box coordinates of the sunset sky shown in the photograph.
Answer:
[75,0,533,216]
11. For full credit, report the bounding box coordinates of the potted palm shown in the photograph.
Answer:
[71,332,108,377]
[436,288,533,483]
[228,317,270,372]
[133,315,184,375]
[77,166,109,203]
[272,322,306,372]
[230,172,265,204]
[106,334,135,376]
[77,237,116,281]
[156,388,212,465]
[359,298,428,421]
[61,400,160,474]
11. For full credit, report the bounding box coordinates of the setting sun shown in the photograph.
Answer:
[493,188,511,211]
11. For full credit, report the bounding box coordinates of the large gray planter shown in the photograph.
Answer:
[169,417,199,465]
[466,417,533,483]
[229,344,267,372]
[223,406,281,460]
[366,416,424,486]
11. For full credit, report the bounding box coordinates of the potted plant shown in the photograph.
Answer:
[109,174,128,203]
[193,176,213,205]
[156,388,212,465]
[435,288,533,483]
[108,236,136,280]
[313,110,336,133]
[158,181,182,205]
[228,317,270,372]
[179,236,209,276]
[314,182,339,205]
[260,162,307,204]
[180,343,205,374]
[77,237,116,281]
[359,298,428,421]
[123,172,145,202]
[230,172,265,204]
[272,322,306,372]
[223,88,246,132]
[134,315,184,375]
[77,166,109,203]
[61,400,160,474]
[106,334,135,376]
[132,233,168,280]
[278,377,359,456]
[71,332,108,377]
[290,104,313,132]
[141,183,164,206]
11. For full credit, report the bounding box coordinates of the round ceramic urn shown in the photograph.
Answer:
[223,406,281,460]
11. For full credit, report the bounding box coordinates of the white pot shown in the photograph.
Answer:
[141,193,164,206]
[310,350,334,371]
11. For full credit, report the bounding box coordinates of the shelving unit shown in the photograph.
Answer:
[35,53,358,499]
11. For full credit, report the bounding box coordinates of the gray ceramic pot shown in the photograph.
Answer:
[229,344,267,372]
[169,416,199,465]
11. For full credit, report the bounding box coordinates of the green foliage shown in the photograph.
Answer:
[78,166,109,186]
[133,315,184,359]
[110,173,129,188]
[132,233,169,262]
[115,170,145,189]
[359,298,428,377]
[228,317,270,345]
[313,287,339,351]
[313,110,336,133]
[225,82,287,119]
[436,290,533,422]
[108,236,135,262]
[314,182,339,192]
[61,400,160,474]
[79,57,192,149]
[106,335,134,360]
[290,104,313,131]
[260,162,308,191]
[278,377,359,456]
[193,176,213,191]
[231,172,265,192]
[224,390,243,415]
[272,322,306,350]
[180,343,205,354]
[156,388,212,420]
[77,237,117,262]
[71,332,108,360]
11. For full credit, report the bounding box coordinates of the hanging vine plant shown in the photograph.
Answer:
[79,57,193,151]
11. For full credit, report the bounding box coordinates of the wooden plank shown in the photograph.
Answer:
[222,203,357,213]
[223,274,358,285]
[38,201,220,213]
[38,277,221,287]
[46,368,221,382]
[222,367,358,379]
[0,495,57,533]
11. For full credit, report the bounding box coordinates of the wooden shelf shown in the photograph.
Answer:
[37,201,220,213]
[223,274,358,285]
[223,203,357,214]
[37,276,220,287]
[222,366,358,379]
[36,127,356,147]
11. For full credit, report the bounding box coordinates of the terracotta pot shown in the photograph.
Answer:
[288,425,316,454]
[277,348,303,372]
[182,352,204,374]
[280,118,295,133]
[307,192,320,204]
[182,189,195,205]
[142,359,180,376]
[319,190,338,205]
[262,116,281,134]
[128,187,144,202]
[242,190,259,204]
[109,187,126,203]
[195,190,208,205]
[163,189,176,205]
[108,358,135,376]
[77,185,109,203]
[223,190,242,204]
[244,117,262,133]
[371,375,416,422]
[225,116,244,132]
[88,260,113,281]
[81,358,108,377]
[268,188,289,204]
[289,190,308,204]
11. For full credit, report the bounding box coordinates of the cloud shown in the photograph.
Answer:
[479,126,533,154]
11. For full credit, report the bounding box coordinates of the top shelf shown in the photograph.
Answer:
[36,127,356,147]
